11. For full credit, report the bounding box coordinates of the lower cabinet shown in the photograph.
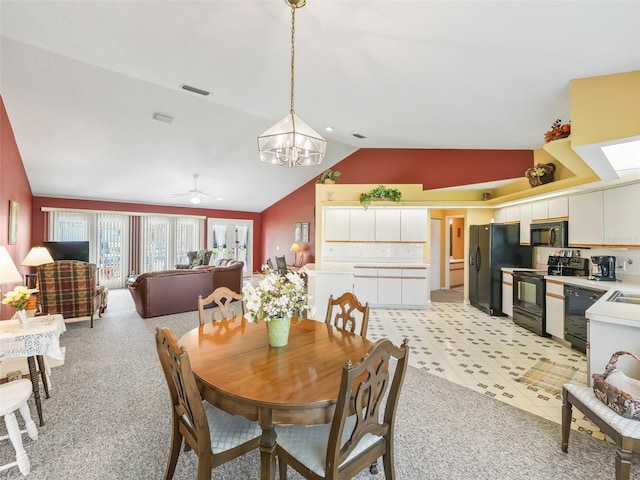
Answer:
[354,265,428,307]
[545,279,565,338]
[502,272,513,317]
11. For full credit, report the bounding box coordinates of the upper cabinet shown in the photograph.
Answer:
[531,197,568,222]
[569,191,604,246]
[350,208,376,241]
[531,200,548,221]
[323,207,428,243]
[548,197,569,220]
[603,183,640,246]
[519,203,532,244]
[400,209,428,241]
[374,209,401,241]
[504,206,520,223]
[324,208,351,241]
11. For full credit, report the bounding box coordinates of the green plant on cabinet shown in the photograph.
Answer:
[359,185,403,210]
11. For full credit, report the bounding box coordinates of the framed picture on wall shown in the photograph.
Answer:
[8,200,18,244]
[301,222,310,243]
[294,222,302,242]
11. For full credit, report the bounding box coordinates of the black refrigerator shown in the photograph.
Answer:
[469,223,532,316]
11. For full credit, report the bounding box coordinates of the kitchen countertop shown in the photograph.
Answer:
[305,262,429,274]
[501,267,548,273]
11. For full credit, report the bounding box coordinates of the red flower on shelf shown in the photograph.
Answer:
[544,119,571,143]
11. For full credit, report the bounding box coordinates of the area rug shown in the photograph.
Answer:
[516,357,584,396]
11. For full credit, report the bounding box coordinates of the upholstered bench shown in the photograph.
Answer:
[562,383,640,480]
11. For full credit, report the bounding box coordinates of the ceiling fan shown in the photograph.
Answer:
[172,174,219,204]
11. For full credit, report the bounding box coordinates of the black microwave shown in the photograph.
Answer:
[530,221,569,247]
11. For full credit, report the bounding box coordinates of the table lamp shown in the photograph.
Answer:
[21,247,54,309]
[290,242,302,267]
[22,247,54,268]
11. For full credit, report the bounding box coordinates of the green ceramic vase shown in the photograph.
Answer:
[267,316,291,347]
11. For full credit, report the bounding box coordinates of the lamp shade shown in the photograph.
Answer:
[22,247,54,267]
[258,113,327,167]
[290,242,302,253]
[0,246,23,285]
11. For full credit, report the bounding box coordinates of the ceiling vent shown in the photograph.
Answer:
[152,113,173,124]
[180,84,210,96]
[352,133,366,139]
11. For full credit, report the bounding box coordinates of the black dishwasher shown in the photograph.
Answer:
[564,285,605,354]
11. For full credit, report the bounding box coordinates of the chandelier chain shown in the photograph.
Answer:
[290,5,296,114]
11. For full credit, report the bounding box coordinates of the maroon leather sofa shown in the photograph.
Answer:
[128,259,244,318]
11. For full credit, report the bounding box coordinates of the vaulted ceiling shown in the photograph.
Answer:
[2,1,639,212]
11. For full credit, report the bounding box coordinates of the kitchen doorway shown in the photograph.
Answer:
[430,218,441,291]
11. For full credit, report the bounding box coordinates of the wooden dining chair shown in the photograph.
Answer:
[325,292,370,338]
[154,327,261,480]
[198,287,245,325]
[276,337,410,480]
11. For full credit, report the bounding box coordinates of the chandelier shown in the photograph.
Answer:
[257,0,327,167]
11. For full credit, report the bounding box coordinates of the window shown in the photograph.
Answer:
[45,209,204,286]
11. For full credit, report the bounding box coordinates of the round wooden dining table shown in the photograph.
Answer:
[179,316,373,480]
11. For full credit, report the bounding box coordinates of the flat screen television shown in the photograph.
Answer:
[44,241,90,263]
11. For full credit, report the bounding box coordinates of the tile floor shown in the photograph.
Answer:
[365,300,605,441]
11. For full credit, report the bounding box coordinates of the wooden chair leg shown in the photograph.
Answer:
[616,437,633,480]
[36,355,50,399]
[561,389,572,453]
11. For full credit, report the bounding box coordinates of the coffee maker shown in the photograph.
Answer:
[591,255,617,281]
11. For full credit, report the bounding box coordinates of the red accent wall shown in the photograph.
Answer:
[261,148,533,265]
[1,96,34,319]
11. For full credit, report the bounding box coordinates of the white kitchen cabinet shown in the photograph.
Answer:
[519,203,532,245]
[374,209,401,241]
[306,269,354,321]
[401,267,429,305]
[531,201,548,222]
[493,208,506,224]
[353,267,378,304]
[568,191,604,246]
[324,208,350,241]
[545,279,565,338]
[502,272,513,317]
[603,183,640,246]
[353,265,428,307]
[400,208,428,242]
[504,206,520,223]
[548,197,568,219]
[350,208,376,241]
[377,268,403,305]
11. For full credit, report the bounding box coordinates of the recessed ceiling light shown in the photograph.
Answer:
[180,84,210,96]
[152,113,173,124]
[324,126,334,132]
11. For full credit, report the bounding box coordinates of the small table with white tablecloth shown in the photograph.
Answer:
[0,314,66,426]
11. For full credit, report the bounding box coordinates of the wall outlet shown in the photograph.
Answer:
[6,370,22,382]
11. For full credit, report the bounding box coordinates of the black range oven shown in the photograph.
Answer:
[512,272,548,337]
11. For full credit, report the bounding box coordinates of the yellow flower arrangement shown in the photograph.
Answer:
[2,286,37,311]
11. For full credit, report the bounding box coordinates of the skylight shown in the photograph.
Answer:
[601,140,640,171]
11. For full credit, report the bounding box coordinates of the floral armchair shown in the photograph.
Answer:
[36,260,106,328]
[175,250,212,269]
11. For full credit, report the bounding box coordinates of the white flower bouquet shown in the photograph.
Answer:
[243,266,312,322]
[2,286,37,311]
